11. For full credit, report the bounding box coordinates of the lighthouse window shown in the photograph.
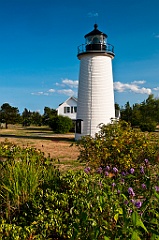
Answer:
[92,37,100,44]
[86,36,92,44]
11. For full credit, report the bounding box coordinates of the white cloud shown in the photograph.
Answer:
[114,81,151,95]
[132,80,145,84]
[153,87,159,91]
[62,79,78,88]
[55,82,64,87]
[57,89,75,96]
[31,91,44,95]
[48,88,55,93]
[31,91,49,96]
[88,12,98,17]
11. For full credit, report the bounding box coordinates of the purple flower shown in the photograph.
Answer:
[121,178,125,184]
[135,201,142,208]
[105,165,110,171]
[113,167,118,174]
[112,182,116,187]
[129,168,135,174]
[124,200,128,205]
[130,199,135,204]
[84,167,91,174]
[140,166,144,174]
[144,159,149,165]
[96,167,103,174]
[155,186,159,192]
[128,187,135,197]
[104,171,109,176]
[141,183,147,189]
[128,209,133,214]
[117,190,121,195]
[121,171,126,176]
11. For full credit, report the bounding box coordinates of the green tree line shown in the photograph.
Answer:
[0,104,72,133]
[120,94,159,131]
[0,94,159,132]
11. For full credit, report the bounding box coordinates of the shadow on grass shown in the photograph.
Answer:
[0,134,75,142]
[23,127,52,131]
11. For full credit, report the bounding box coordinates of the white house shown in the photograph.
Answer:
[56,96,77,120]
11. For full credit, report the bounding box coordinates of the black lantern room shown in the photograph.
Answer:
[85,24,107,51]
[77,24,114,57]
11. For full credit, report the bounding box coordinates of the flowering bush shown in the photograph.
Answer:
[77,120,159,169]
[1,140,159,239]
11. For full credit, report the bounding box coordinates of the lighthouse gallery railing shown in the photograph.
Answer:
[77,43,114,55]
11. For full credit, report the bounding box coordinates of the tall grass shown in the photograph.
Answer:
[0,141,58,221]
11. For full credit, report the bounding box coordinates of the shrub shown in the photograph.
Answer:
[140,121,157,132]
[77,120,159,169]
[1,140,159,239]
[49,115,73,133]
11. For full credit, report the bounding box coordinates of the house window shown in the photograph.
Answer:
[64,107,70,113]
[74,106,77,113]
[71,106,73,113]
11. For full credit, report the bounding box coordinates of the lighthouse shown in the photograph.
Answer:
[75,24,115,140]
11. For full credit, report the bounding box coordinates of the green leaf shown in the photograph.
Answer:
[132,211,139,226]
[137,219,148,233]
[99,205,103,212]
[114,213,119,223]
[117,207,123,214]
[121,194,128,200]
[154,191,159,200]
[104,237,110,240]
[132,212,148,233]
[131,231,141,240]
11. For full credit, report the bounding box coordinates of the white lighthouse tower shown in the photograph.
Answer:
[75,24,115,140]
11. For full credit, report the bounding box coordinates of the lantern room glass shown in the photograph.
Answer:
[85,35,106,45]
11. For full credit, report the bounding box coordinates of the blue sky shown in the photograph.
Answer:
[0,0,159,113]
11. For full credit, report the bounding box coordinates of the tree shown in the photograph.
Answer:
[31,111,42,126]
[120,101,132,123]
[22,108,32,126]
[42,107,57,125]
[0,103,20,129]
[115,103,120,110]
[131,103,142,126]
[120,95,159,131]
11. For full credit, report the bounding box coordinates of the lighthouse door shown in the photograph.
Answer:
[76,119,83,134]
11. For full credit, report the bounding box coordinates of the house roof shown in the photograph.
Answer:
[57,96,77,109]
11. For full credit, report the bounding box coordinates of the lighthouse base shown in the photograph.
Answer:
[75,117,114,141]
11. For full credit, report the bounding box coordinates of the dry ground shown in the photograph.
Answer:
[0,125,82,171]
